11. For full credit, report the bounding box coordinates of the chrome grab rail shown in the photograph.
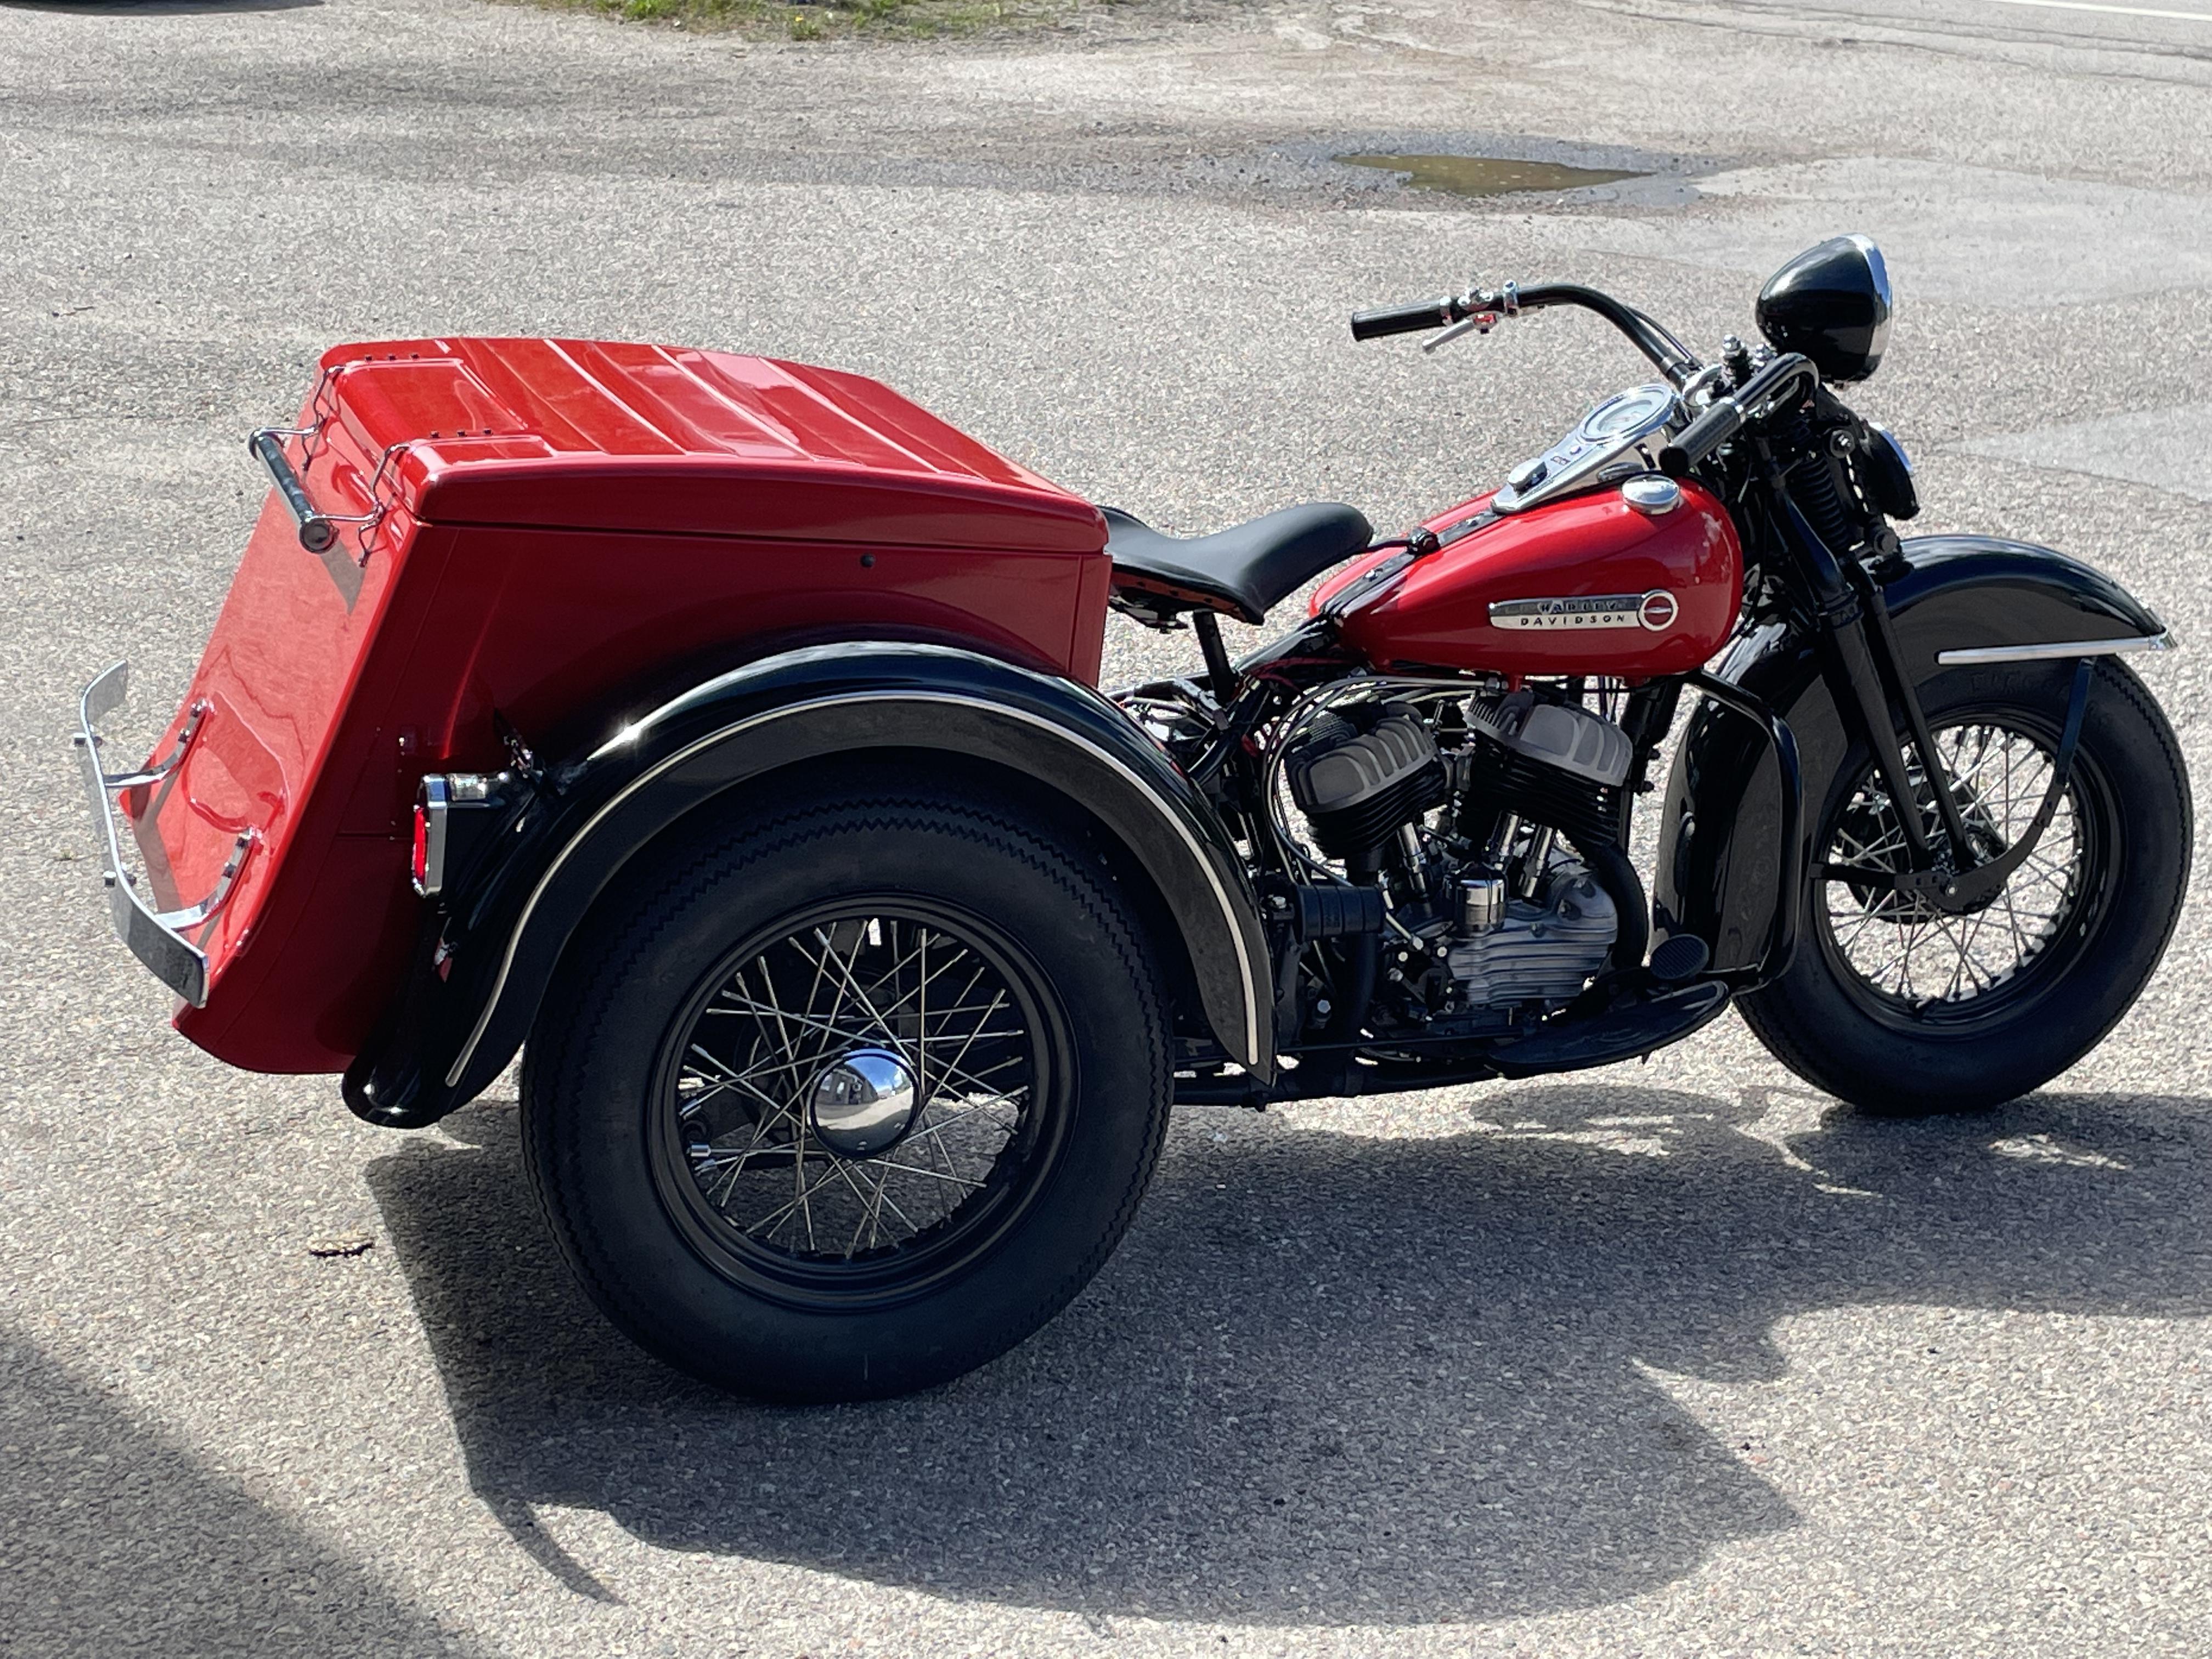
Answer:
[72,661,255,1007]
[250,427,383,556]
[100,695,208,792]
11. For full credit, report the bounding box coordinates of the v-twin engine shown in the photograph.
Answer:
[1284,688,1637,1017]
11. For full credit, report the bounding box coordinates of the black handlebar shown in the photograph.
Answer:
[1510,284,1697,381]
[1350,280,1825,476]
[1350,280,1699,381]
[1350,297,1458,341]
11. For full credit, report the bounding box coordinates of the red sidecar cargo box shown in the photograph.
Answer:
[99,338,1111,1073]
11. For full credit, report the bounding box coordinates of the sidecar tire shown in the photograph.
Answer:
[520,776,1172,1402]
[1739,657,2190,1116]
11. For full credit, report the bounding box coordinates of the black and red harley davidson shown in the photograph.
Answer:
[77,237,2189,1399]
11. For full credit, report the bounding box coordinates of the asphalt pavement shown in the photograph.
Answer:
[3,0,2210,1653]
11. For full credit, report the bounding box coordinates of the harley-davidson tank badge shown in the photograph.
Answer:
[1489,590,1679,631]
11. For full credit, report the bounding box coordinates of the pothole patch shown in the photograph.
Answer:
[1334,152,1644,198]
[1243,135,1708,208]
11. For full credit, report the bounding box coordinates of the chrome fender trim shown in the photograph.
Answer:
[1937,630,2173,666]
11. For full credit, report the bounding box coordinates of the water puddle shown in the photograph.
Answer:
[1336,153,1643,198]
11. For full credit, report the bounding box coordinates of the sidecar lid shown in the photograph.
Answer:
[306,337,1105,552]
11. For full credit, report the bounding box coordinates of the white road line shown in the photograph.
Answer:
[1971,0,2212,24]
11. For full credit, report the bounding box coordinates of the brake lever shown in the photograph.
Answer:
[1421,312,1496,354]
[1420,279,1519,355]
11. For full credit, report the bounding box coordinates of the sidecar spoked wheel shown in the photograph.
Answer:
[653,902,1062,1299]
[521,780,1171,1402]
[1739,658,2191,1116]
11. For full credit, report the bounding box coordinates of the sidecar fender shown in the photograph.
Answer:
[347,642,1273,1125]
[1656,536,2172,974]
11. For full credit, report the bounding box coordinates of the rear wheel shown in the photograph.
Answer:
[521,777,1171,1401]
[1739,657,2190,1114]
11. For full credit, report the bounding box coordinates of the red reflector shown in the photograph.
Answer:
[411,805,430,890]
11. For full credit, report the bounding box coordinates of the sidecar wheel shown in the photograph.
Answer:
[520,776,1171,1402]
[1739,657,2190,1116]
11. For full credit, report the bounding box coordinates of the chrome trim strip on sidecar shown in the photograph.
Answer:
[447,690,1268,1087]
[1935,631,2172,666]
[72,661,256,1008]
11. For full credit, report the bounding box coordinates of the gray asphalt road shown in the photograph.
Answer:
[4,0,2211,1654]
[1621,0,2212,63]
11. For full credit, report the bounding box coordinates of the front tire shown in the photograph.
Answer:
[521,776,1171,1401]
[1739,657,2191,1114]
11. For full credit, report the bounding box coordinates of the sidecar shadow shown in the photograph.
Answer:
[365,1082,2212,1625]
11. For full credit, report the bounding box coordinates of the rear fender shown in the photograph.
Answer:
[345,642,1272,1125]
[1656,535,2172,972]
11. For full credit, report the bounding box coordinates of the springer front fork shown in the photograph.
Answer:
[1781,489,2091,922]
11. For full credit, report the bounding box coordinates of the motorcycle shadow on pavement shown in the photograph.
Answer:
[0,1333,466,1658]
[365,1081,2212,1625]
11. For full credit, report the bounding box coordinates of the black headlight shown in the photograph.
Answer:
[1756,235,1893,383]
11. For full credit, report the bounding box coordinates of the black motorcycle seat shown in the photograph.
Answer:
[1103,501,1375,625]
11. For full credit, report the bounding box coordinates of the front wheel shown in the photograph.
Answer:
[521,776,1171,1401]
[1739,657,2191,1115]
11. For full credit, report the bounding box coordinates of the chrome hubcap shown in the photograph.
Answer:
[807,1047,918,1156]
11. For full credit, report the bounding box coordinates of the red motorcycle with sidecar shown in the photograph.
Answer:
[76,237,2190,1400]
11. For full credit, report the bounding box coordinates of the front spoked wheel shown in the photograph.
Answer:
[1740,658,2191,1114]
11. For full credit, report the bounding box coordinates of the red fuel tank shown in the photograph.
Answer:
[1314,479,1742,678]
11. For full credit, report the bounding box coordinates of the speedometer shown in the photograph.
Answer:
[1581,384,1679,443]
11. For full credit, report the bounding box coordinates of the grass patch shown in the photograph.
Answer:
[534,0,1087,41]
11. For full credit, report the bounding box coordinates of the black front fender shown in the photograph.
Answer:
[1656,536,2171,973]
[347,642,1272,1126]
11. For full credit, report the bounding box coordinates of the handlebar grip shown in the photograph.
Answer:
[1658,352,1820,475]
[1657,398,1744,477]
[1351,298,1454,341]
